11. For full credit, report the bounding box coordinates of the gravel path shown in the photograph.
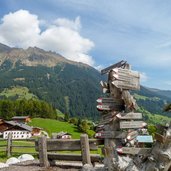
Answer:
[0,160,80,171]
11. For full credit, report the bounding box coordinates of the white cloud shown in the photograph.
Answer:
[140,72,148,83]
[0,9,40,48]
[54,16,81,31]
[0,10,94,66]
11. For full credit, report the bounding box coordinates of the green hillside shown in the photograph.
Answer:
[0,86,37,100]
[0,43,170,120]
[29,118,81,139]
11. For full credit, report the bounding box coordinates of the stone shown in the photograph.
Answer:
[6,157,20,165]
[18,154,34,162]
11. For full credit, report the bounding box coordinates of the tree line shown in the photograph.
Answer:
[0,99,57,120]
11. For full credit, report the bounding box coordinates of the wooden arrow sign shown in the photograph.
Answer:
[97,97,124,104]
[97,104,125,111]
[112,68,140,79]
[127,131,138,141]
[116,112,142,120]
[112,79,140,90]
[95,131,127,139]
[120,121,147,129]
[116,147,151,155]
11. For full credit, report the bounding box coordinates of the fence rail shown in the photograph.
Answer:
[0,134,103,168]
[0,133,37,157]
[35,134,104,167]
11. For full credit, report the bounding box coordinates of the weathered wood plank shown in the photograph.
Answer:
[116,112,142,120]
[112,68,140,79]
[38,136,49,167]
[97,104,125,111]
[116,147,151,155]
[6,133,12,158]
[97,97,124,105]
[95,131,127,139]
[35,139,101,151]
[48,153,101,162]
[112,79,140,90]
[80,134,91,165]
[101,60,127,75]
[120,121,147,129]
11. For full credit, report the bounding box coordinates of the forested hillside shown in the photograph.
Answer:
[0,43,170,120]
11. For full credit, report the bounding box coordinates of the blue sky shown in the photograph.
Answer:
[0,0,171,90]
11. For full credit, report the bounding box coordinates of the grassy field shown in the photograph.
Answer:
[0,86,37,100]
[29,118,81,139]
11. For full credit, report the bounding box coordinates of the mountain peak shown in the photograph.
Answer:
[0,43,89,68]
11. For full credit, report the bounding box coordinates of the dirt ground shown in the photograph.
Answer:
[0,160,80,171]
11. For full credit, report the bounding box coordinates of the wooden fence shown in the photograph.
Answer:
[35,134,104,167]
[0,133,37,157]
[0,133,103,168]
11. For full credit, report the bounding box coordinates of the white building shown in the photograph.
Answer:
[2,121,33,139]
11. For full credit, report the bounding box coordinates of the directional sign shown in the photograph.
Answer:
[127,131,138,141]
[116,147,151,155]
[116,112,142,120]
[120,121,147,129]
[97,97,124,105]
[97,104,125,111]
[112,79,140,90]
[136,135,153,143]
[95,131,127,139]
[112,68,140,79]
[101,60,127,75]
[109,67,140,90]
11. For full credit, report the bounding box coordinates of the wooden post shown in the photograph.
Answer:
[6,132,12,157]
[38,136,49,167]
[80,134,91,165]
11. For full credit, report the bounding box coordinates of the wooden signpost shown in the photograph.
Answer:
[95,131,127,139]
[112,80,140,90]
[96,97,124,105]
[116,147,151,155]
[120,121,147,129]
[116,112,142,120]
[96,61,151,171]
[112,68,140,79]
[96,104,125,111]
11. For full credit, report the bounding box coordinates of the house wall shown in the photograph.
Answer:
[3,130,32,139]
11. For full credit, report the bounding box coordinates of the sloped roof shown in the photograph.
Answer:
[4,121,32,132]
[12,116,30,119]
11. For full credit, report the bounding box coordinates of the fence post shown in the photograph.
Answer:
[6,132,12,157]
[38,136,49,167]
[80,134,91,165]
